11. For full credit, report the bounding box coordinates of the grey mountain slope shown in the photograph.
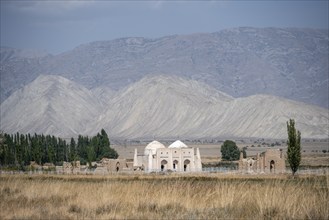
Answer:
[0,47,50,60]
[1,27,328,108]
[92,75,234,138]
[0,75,101,137]
[0,75,328,139]
[93,75,328,139]
[0,47,52,103]
[91,86,115,105]
[211,95,328,139]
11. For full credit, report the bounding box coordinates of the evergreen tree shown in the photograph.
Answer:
[0,132,6,165]
[91,135,101,160]
[46,135,55,164]
[77,135,88,160]
[32,134,42,164]
[99,129,118,159]
[86,145,95,168]
[19,134,29,165]
[4,134,15,165]
[69,138,77,162]
[100,129,110,148]
[287,119,301,176]
[56,138,65,163]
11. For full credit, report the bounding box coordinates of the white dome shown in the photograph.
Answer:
[144,141,166,155]
[168,140,188,149]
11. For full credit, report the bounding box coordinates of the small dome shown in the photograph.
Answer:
[168,140,188,149]
[144,141,166,155]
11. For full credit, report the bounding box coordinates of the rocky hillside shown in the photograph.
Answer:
[1,27,328,108]
[0,75,101,136]
[1,75,328,139]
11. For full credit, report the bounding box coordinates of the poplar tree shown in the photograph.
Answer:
[287,119,301,176]
[69,138,77,162]
[0,132,6,165]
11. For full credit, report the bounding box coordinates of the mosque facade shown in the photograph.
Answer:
[133,140,202,172]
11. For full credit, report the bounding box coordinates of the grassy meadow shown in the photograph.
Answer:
[0,173,328,219]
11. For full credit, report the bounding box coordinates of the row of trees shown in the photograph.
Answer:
[0,129,118,169]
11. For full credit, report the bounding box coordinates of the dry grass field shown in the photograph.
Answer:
[0,173,328,219]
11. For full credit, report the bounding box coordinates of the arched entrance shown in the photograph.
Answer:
[270,160,275,173]
[183,159,190,172]
[116,162,120,172]
[173,160,179,171]
[161,160,168,171]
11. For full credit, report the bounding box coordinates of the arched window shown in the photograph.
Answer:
[270,160,275,172]
[184,159,190,172]
[116,162,120,172]
[161,160,168,171]
[173,160,179,170]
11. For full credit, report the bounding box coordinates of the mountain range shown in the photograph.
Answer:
[1,74,328,139]
[1,27,328,108]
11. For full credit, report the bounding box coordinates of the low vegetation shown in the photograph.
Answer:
[0,174,328,219]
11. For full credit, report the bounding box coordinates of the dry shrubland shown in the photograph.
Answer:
[0,173,328,219]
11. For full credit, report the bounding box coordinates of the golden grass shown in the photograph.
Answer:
[0,173,328,219]
[300,155,329,167]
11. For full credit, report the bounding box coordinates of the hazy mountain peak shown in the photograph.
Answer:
[121,74,233,103]
[32,74,72,85]
[0,47,50,61]
[1,27,328,108]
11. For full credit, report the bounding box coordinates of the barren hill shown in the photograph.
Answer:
[0,75,101,136]
[1,75,327,139]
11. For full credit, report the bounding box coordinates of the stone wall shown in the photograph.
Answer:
[62,161,81,174]
[239,149,285,174]
[94,158,132,174]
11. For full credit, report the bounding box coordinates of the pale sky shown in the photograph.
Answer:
[1,0,328,54]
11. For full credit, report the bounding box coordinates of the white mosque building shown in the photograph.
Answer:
[133,140,202,172]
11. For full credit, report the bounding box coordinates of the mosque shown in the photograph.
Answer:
[133,140,202,172]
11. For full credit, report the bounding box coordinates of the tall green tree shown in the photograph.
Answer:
[221,140,240,161]
[287,119,301,176]
[77,135,89,160]
[86,146,95,168]
[98,129,117,159]
[4,134,15,166]
[69,138,77,162]
[0,132,6,165]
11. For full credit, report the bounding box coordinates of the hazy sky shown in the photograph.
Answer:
[1,0,328,54]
